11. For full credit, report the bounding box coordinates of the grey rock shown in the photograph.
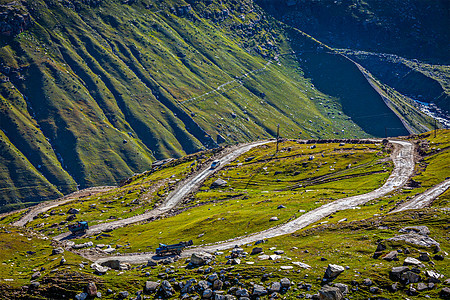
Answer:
[382,251,398,261]
[68,208,80,214]
[31,271,40,280]
[226,258,240,265]
[60,257,66,265]
[274,250,285,255]
[387,234,440,253]
[419,252,430,262]
[101,259,121,270]
[143,281,159,294]
[324,264,345,279]
[118,291,129,299]
[252,285,267,296]
[417,282,428,291]
[369,286,381,294]
[440,287,450,299]
[251,247,263,255]
[362,278,372,286]
[90,263,109,275]
[269,216,279,221]
[30,281,40,289]
[426,270,443,283]
[203,289,213,298]
[277,205,286,209]
[85,282,97,297]
[390,266,410,281]
[399,226,430,236]
[404,257,423,266]
[52,247,64,255]
[269,282,281,293]
[235,288,249,297]
[190,252,214,266]
[213,279,223,290]
[75,292,88,300]
[333,283,348,294]
[211,178,227,188]
[280,277,291,288]
[401,271,421,284]
[318,285,343,300]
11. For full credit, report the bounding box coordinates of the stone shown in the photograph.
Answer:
[52,247,64,255]
[277,205,286,209]
[390,266,410,281]
[251,247,263,255]
[226,258,240,265]
[333,283,348,294]
[211,179,227,188]
[404,257,423,266]
[362,278,372,286]
[159,280,174,297]
[426,270,443,283]
[60,257,66,265]
[419,252,430,262]
[280,278,291,288]
[440,287,450,299]
[75,292,88,300]
[73,241,94,249]
[190,252,214,266]
[203,289,213,298]
[292,261,311,269]
[90,263,109,275]
[382,251,398,261]
[208,274,219,282]
[274,250,284,255]
[269,255,281,261]
[280,266,293,270]
[213,279,223,290]
[324,264,345,279]
[236,288,249,297]
[318,285,343,300]
[399,226,430,236]
[407,286,418,296]
[118,291,129,299]
[31,272,40,280]
[144,281,159,294]
[401,271,421,284]
[417,282,428,291]
[434,254,445,261]
[372,252,383,259]
[369,286,381,294]
[390,282,398,292]
[269,282,281,293]
[68,208,80,214]
[387,234,440,253]
[147,260,157,267]
[269,217,279,221]
[375,243,386,252]
[258,254,270,260]
[252,285,267,296]
[30,281,40,289]
[85,282,97,297]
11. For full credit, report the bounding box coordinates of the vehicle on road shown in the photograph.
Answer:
[68,221,89,234]
[210,160,220,169]
[156,240,193,256]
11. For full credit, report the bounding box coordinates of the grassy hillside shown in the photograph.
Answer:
[0,0,440,210]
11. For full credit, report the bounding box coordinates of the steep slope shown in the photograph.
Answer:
[0,0,437,210]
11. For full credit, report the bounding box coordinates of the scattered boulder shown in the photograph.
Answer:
[158,280,174,298]
[211,178,227,188]
[31,272,40,280]
[277,205,286,209]
[73,241,94,249]
[68,208,80,214]
[418,252,430,262]
[426,270,444,283]
[318,285,343,300]
[269,282,281,293]
[118,291,129,299]
[52,247,64,255]
[292,261,311,269]
[417,282,428,291]
[252,285,267,296]
[75,292,88,300]
[401,271,421,284]
[333,283,348,295]
[203,288,213,298]
[251,247,263,255]
[324,264,345,280]
[274,250,284,255]
[90,263,109,275]
[143,281,159,294]
[399,226,430,236]
[362,278,373,286]
[280,278,291,288]
[390,266,410,281]
[85,282,97,297]
[382,251,398,261]
[404,257,423,266]
[269,217,279,221]
[190,252,214,266]
[387,234,440,253]
[440,287,450,299]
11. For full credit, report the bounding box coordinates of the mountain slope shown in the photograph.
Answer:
[0,0,439,211]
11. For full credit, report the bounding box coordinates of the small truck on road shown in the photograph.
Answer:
[68,221,89,234]
[156,240,193,256]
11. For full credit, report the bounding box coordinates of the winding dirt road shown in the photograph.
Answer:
[95,140,421,265]
[391,178,450,213]
[12,186,116,227]
[53,141,270,241]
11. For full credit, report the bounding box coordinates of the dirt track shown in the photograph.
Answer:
[94,140,425,265]
[390,178,450,213]
[53,141,270,241]
[12,186,116,227]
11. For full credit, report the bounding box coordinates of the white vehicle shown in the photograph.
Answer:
[210,160,220,169]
